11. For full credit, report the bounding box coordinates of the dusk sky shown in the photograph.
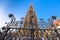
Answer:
[0,0,60,28]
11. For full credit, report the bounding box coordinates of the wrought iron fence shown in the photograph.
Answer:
[0,27,60,40]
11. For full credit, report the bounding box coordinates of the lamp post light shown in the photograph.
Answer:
[51,16,56,20]
[9,14,16,24]
[9,14,14,23]
[20,21,23,28]
[51,16,57,29]
[20,17,25,28]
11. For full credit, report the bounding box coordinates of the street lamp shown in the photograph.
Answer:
[9,14,13,18]
[51,16,56,20]
[9,14,16,23]
[20,17,25,28]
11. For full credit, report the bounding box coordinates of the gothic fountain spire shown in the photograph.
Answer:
[24,3,38,29]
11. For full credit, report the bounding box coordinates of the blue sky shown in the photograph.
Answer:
[0,0,60,28]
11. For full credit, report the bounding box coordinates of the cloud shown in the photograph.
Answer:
[0,13,5,29]
[0,5,6,29]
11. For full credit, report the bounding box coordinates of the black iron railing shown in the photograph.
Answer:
[0,27,60,40]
